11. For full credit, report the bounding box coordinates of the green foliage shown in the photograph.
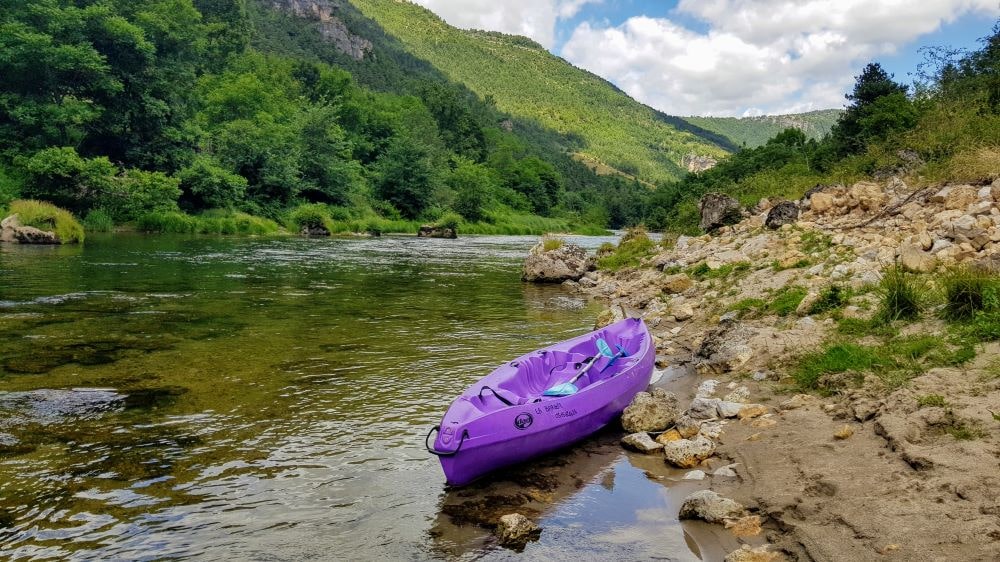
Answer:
[809,285,853,315]
[136,210,280,235]
[177,155,248,209]
[794,343,882,391]
[287,204,335,234]
[542,238,565,252]
[689,261,751,280]
[685,110,842,149]
[447,158,497,222]
[434,211,461,231]
[83,209,115,233]
[876,264,926,323]
[597,230,656,271]
[8,200,85,244]
[105,170,182,222]
[372,137,436,219]
[917,394,947,408]
[939,266,1000,321]
[727,298,767,315]
[19,148,117,214]
[769,286,809,316]
[0,165,21,207]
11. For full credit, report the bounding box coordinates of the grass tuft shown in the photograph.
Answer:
[597,228,656,271]
[916,394,947,408]
[542,237,565,252]
[939,265,1000,322]
[876,264,925,323]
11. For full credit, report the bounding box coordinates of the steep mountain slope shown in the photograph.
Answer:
[685,109,843,148]
[346,0,730,183]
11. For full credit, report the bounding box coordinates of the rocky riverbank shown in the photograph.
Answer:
[564,179,1000,560]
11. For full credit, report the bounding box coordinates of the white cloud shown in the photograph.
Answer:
[562,0,1000,116]
[411,0,601,49]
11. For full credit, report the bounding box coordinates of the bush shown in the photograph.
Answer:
[19,147,117,214]
[83,209,115,232]
[596,241,615,257]
[542,237,564,252]
[288,204,334,234]
[597,230,656,271]
[0,165,21,207]
[876,264,925,323]
[177,156,248,209]
[104,170,182,222]
[939,266,1000,321]
[8,200,85,243]
[434,211,462,231]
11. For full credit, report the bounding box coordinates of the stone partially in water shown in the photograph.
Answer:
[495,513,541,549]
[678,489,745,523]
[621,432,664,453]
[522,240,593,283]
[663,434,716,468]
[621,389,678,433]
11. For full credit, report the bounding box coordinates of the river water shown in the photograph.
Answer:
[0,234,712,561]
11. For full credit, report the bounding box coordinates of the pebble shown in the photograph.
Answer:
[714,464,739,478]
[683,470,706,481]
[834,425,855,440]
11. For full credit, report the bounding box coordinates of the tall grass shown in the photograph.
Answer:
[136,210,281,235]
[83,209,115,232]
[876,264,926,323]
[7,199,84,243]
[939,266,1000,321]
[597,227,656,271]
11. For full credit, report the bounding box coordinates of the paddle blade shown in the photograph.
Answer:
[596,338,614,357]
[543,383,578,396]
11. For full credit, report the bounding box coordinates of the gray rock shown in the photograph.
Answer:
[522,240,594,283]
[687,397,722,420]
[723,386,750,403]
[678,490,745,523]
[621,432,664,453]
[683,470,706,481]
[716,401,743,419]
[1,214,61,245]
[765,201,799,229]
[674,414,702,438]
[714,464,739,478]
[663,434,717,468]
[418,225,457,239]
[495,513,541,547]
[621,388,679,433]
[699,192,742,232]
[693,321,754,375]
[696,379,720,398]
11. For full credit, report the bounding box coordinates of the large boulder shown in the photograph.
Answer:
[693,319,753,375]
[698,193,742,232]
[899,243,937,273]
[522,240,593,283]
[621,388,678,433]
[678,490,746,523]
[764,201,799,229]
[418,225,457,239]
[1,214,60,244]
[495,513,541,548]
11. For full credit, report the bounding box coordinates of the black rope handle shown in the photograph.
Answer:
[425,426,469,456]
[478,385,514,406]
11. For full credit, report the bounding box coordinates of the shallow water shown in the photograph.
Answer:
[0,234,708,561]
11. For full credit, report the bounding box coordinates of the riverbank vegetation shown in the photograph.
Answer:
[640,23,1000,233]
[0,0,633,237]
[3,200,85,244]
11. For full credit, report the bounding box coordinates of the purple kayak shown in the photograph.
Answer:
[426,317,655,486]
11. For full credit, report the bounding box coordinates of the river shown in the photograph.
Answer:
[0,234,716,561]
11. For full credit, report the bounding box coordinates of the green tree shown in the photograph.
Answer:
[19,147,117,214]
[177,155,248,209]
[447,157,497,222]
[831,63,914,156]
[507,157,563,215]
[373,137,435,218]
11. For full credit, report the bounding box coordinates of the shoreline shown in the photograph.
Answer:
[567,180,1000,560]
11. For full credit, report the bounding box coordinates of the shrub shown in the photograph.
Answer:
[939,266,1000,321]
[177,156,248,209]
[8,200,85,243]
[19,147,117,214]
[809,284,852,315]
[83,209,115,232]
[876,264,925,323]
[0,165,21,207]
[288,204,334,234]
[542,237,564,252]
[434,211,462,231]
[597,230,656,271]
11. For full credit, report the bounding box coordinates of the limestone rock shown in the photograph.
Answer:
[672,303,695,322]
[674,414,702,438]
[621,432,664,453]
[13,226,60,245]
[522,240,593,283]
[687,397,722,420]
[594,306,625,330]
[834,425,855,440]
[663,434,717,468]
[849,181,887,211]
[796,290,821,316]
[725,545,782,562]
[716,400,743,419]
[899,244,937,273]
[765,201,799,229]
[699,192,742,232]
[621,389,678,433]
[693,321,753,375]
[780,394,815,410]
[723,386,750,403]
[661,273,693,294]
[737,404,768,420]
[683,470,706,481]
[678,489,745,523]
[810,192,834,213]
[417,225,457,239]
[940,185,979,210]
[714,464,739,478]
[495,513,541,547]
[655,429,683,444]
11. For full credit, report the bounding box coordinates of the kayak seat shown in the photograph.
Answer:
[493,351,590,399]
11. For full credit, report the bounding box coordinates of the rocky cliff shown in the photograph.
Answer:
[268,0,372,60]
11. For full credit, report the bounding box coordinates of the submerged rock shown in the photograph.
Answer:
[621,432,664,453]
[418,225,457,239]
[678,489,745,523]
[621,389,678,433]
[495,513,541,548]
[522,240,593,283]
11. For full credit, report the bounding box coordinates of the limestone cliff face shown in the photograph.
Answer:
[268,0,372,61]
[682,153,718,173]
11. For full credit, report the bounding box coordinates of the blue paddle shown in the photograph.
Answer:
[543,339,624,397]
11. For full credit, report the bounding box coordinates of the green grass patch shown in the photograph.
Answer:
[288,204,335,234]
[542,237,565,252]
[944,422,987,441]
[690,261,751,280]
[727,298,767,315]
[83,209,115,233]
[916,394,947,408]
[800,230,833,254]
[939,266,1000,321]
[794,343,882,391]
[769,286,809,316]
[136,210,281,235]
[876,264,926,323]
[7,199,84,243]
[597,229,656,271]
[809,285,852,315]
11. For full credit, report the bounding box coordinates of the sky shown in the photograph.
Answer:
[411,0,1000,117]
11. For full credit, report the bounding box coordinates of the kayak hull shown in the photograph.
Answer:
[429,317,655,486]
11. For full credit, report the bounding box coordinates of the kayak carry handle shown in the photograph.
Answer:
[478,386,514,407]
[425,426,469,457]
